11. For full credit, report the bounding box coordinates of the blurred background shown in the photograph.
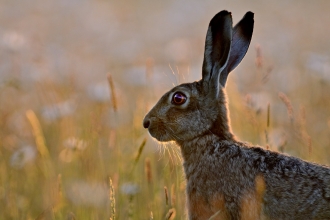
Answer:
[1,0,330,219]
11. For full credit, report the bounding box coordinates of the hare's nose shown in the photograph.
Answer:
[143,119,150,129]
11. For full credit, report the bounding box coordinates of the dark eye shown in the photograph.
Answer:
[172,92,187,105]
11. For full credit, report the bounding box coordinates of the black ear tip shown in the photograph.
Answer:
[239,11,254,32]
[244,11,254,20]
[217,10,231,16]
[210,10,232,25]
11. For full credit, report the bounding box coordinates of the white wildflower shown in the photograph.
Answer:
[120,182,139,195]
[10,145,37,169]
[41,100,76,121]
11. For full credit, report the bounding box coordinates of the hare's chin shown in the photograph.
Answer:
[148,130,172,142]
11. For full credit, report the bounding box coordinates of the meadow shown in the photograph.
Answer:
[1,0,330,219]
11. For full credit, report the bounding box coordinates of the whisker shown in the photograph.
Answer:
[169,145,180,165]
[176,66,183,82]
[169,64,179,86]
[172,145,182,163]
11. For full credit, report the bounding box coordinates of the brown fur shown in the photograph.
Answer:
[240,175,266,220]
[188,193,215,220]
[143,11,330,220]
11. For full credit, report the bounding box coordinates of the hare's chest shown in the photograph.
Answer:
[184,154,267,219]
[184,153,242,193]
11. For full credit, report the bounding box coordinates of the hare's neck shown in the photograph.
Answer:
[209,91,235,141]
[210,109,235,141]
[177,134,228,162]
[177,135,236,183]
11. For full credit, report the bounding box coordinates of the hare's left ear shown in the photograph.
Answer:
[201,10,233,97]
[220,11,254,87]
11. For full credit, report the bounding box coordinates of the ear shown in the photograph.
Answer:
[202,10,233,96]
[220,11,254,87]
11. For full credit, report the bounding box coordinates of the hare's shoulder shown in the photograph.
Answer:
[232,142,330,199]
[233,142,329,173]
[210,140,330,179]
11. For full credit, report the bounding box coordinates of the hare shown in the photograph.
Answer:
[143,10,330,220]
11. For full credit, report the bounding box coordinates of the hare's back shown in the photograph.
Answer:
[245,145,330,219]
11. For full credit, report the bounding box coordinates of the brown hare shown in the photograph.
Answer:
[143,10,330,220]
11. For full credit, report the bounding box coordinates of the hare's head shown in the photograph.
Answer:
[143,11,254,143]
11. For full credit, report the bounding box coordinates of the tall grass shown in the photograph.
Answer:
[1,1,330,219]
[1,58,329,219]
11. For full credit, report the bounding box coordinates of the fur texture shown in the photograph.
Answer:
[143,10,330,220]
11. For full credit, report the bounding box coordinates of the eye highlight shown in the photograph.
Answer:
[172,92,187,105]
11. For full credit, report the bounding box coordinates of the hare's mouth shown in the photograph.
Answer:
[147,122,174,142]
[149,133,172,142]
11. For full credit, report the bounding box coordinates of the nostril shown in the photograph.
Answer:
[143,119,150,129]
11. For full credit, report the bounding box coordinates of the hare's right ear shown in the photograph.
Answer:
[201,10,232,97]
[220,12,254,87]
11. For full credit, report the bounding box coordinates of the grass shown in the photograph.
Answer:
[1,58,330,219]
[0,74,187,219]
